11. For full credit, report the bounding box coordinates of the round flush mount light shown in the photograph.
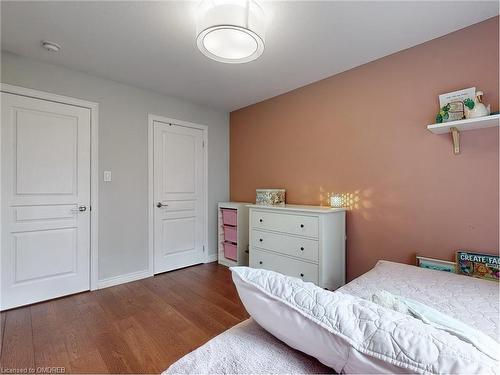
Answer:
[41,40,62,52]
[196,0,266,64]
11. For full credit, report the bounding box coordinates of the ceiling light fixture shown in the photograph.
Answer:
[41,40,62,52]
[196,0,266,64]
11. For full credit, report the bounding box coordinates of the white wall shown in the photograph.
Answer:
[1,51,229,281]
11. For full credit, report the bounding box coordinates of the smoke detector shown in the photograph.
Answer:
[41,41,61,52]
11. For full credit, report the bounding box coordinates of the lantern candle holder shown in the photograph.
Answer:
[330,193,344,208]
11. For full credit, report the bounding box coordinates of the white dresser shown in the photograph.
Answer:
[248,204,346,290]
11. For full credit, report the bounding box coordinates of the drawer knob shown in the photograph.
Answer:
[300,247,304,251]
[259,219,263,223]
[259,261,263,265]
[300,273,304,277]
[259,238,263,242]
[300,224,304,228]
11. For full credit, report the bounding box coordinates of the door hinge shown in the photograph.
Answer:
[202,140,205,148]
[203,245,205,252]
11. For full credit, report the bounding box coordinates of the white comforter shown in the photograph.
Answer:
[233,266,499,374]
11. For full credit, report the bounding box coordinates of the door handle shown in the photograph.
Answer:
[71,205,87,213]
[156,202,168,208]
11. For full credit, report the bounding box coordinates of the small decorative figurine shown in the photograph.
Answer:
[464,90,491,119]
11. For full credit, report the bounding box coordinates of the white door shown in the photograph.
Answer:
[1,93,91,310]
[153,121,206,274]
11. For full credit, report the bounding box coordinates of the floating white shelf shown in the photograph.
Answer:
[427,114,500,134]
[426,114,499,154]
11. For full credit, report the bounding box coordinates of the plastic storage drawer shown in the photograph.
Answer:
[221,208,237,226]
[223,241,237,261]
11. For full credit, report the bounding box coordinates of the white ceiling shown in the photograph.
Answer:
[1,1,498,111]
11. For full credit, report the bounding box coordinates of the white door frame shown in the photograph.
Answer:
[148,114,208,276]
[0,83,100,291]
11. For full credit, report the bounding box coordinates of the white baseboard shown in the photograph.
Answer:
[98,269,152,289]
[205,252,218,263]
[98,254,217,289]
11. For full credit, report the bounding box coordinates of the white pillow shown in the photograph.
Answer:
[230,266,498,375]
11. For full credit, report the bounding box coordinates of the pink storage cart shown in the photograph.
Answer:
[218,203,250,266]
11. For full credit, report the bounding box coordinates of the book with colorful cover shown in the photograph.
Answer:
[456,251,499,281]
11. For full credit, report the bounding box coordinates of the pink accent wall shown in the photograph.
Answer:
[230,17,499,281]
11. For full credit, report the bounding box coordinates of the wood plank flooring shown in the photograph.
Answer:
[0,262,249,374]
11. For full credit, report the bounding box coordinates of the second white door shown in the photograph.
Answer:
[153,120,206,274]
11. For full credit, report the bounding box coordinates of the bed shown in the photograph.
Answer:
[165,260,499,374]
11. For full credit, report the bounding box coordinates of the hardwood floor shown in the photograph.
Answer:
[0,263,249,374]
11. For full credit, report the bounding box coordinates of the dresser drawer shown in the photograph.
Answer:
[250,248,319,284]
[251,210,319,238]
[252,230,319,263]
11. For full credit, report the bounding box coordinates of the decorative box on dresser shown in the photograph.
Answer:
[218,202,251,267]
[248,204,346,290]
